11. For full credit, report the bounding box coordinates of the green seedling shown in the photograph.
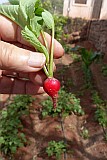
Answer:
[80,128,89,139]
[92,91,107,139]
[101,64,107,77]
[46,140,66,160]
[0,95,34,156]
[80,48,103,88]
[41,88,84,118]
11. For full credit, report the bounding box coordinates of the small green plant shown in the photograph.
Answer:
[64,45,81,62]
[95,106,107,128]
[92,91,103,105]
[63,45,72,53]
[54,15,68,44]
[42,0,53,13]
[46,140,66,160]
[92,91,107,138]
[101,64,107,77]
[0,95,34,156]
[80,48,103,88]
[80,128,89,139]
[92,91,107,127]
[41,88,84,118]
[70,52,81,62]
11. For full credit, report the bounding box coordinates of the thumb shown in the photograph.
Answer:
[0,41,46,72]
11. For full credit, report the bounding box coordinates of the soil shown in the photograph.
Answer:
[0,40,107,160]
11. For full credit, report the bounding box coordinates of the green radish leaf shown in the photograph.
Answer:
[18,0,39,27]
[18,5,28,28]
[22,26,49,62]
[35,7,44,17]
[42,10,54,29]
[30,16,42,37]
[19,0,37,7]
[0,4,27,29]
[0,5,20,26]
[35,0,41,9]
[19,0,36,19]
[9,0,19,5]
[26,3,35,19]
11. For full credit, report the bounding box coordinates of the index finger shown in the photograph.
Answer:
[0,15,64,58]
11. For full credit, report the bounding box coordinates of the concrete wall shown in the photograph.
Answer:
[87,20,107,53]
[63,0,93,19]
[63,0,69,17]
[63,0,107,20]
[100,0,107,19]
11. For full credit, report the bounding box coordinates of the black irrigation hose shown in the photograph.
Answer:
[59,113,67,160]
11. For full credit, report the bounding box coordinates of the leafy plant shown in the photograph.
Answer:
[92,91,103,105]
[0,95,34,156]
[54,15,68,44]
[41,0,64,14]
[41,0,53,13]
[46,140,66,160]
[80,128,89,139]
[41,88,84,118]
[95,107,107,128]
[80,48,102,88]
[92,91,107,128]
[101,64,107,77]
[70,52,81,62]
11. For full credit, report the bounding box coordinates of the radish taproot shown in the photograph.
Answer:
[43,77,60,108]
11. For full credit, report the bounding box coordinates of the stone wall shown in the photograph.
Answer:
[87,20,107,53]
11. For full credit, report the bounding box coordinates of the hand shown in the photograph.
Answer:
[0,15,64,94]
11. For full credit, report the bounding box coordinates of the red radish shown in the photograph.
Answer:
[43,77,60,108]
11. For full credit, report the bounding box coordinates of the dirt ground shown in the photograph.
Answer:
[1,41,107,160]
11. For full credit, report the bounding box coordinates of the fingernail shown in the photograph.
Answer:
[28,52,46,67]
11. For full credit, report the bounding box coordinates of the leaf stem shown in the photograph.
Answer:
[49,26,54,77]
[41,30,50,71]
[43,65,49,77]
[41,30,49,53]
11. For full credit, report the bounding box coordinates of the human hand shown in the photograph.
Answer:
[0,15,64,94]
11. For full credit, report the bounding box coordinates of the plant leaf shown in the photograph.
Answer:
[19,0,37,19]
[0,137,4,144]
[30,16,42,37]
[26,3,35,19]
[18,0,40,28]
[0,5,27,29]
[18,5,28,28]
[42,10,54,29]
[35,7,44,16]
[21,26,49,62]
[19,0,37,8]
[0,5,20,25]
[35,0,41,9]
[9,0,19,5]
